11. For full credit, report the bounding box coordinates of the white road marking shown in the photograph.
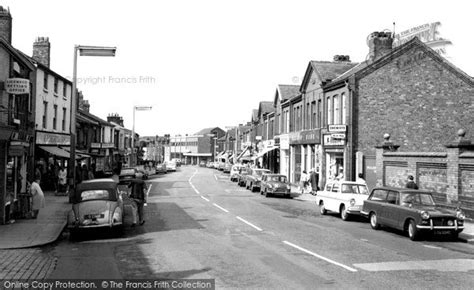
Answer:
[283,241,358,272]
[200,196,210,202]
[353,259,474,272]
[422,245,442,249]
[214,174,218,181]
[212,203,229,213]
[236,216,263,231]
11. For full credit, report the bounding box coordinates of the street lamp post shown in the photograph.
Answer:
[132,106,152,166]
[70,45,116,192]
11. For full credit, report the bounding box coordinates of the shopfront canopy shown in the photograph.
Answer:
[253,147,278,160]
[39,146,71,159]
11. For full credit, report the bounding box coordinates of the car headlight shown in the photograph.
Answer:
[456,211,465,220]
[447,220,454,226]
[420,211,430,220]
[349,199,356,206]
[112,208,122,223]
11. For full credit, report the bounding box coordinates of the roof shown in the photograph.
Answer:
[299,60,358,93]
[194,127,223,135]
[251,109,259,123]
[258,101,274,118]
[0,38,35,71]
[79,110,111,126]
[76,179,118,192]
[277,84,300,101]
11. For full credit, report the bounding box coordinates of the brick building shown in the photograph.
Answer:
[321,32,474,193]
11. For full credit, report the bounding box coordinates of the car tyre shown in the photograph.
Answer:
[370,212,380,230]
[265,189,271,198]
[319,201,327,215]
[408,219,420,241]
[340,205,349,221]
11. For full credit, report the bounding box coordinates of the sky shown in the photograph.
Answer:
[2,0,473,137]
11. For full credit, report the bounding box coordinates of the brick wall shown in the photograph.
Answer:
[357,45,474,155]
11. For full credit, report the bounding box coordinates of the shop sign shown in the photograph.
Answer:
[263,140,275,149]
[279,135,290,150]
[330,133,346,139]
[36,131,70,145]
[323,134,345,146]
[289,130,320,144]
[256,136,262,141]
[101,143,115,149]
[328,125,347,132]
[5,78,30,94]
[91,143,101,148]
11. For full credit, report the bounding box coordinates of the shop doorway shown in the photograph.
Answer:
[326,152,344,181]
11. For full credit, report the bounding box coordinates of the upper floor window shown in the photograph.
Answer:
[341,93,347,125]
[327,97,332,125]
[334,94,341,125]
[53,104,58,130]
[311,101,316,129]
[42,101,48,129]
[317,99,322,128]
[54,78,58,95]
[63,83,67,98]
[62,107,67,131]
[43,73,48,90]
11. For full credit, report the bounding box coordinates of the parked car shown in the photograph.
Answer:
[199,161,207,167]
[67,179,124,236]
[223,163,232,173]
[316,181,369,220]
[260,174,291,198]
[165,161,177,172]
[119,167,137,182]
[237,167,251,186]
[230,164,244,182]
[361,187,466,241]
[245,168,271,192]
[155,163,167,174]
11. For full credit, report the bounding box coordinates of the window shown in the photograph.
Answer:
[306,102,310,129]
[54,78,58,94]
[341,93,347,125]
[370,189,388,202]
[42,101,48,129]
[327,97,332,125]
[334,94,340,124]
[63,83,67,98]
[62,107,67,131]
[317,99,322,128]
[387,191,399,204]
[311,101,316,129]
[53,104,57,130]
[43,73,48,90]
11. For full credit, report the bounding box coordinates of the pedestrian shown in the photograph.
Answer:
[309,168,319,195]
[356,173,367,185]
[35,164,42,182]
[75,161,82,185]
[30,177,45,219]
[128,179,148,226]
[58,166,67,193]
[87,167,95,180]
[300,170,309,194]
[111,167,120,182]
[405,175,419,189]
[336,167,344,181]
[81,164,89,182]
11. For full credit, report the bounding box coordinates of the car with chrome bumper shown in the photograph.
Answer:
[245,168,271,192]
[361,187,465,241]
[260,174,291,198]
[67,179,124,236]
[316,181,369,221]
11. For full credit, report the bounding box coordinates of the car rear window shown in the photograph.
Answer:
[341,184,368,194]
[80,190,109,201]
[121,169,135,175]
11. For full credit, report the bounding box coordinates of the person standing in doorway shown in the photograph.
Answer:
[30,177,45,219]
[406,175,419,189]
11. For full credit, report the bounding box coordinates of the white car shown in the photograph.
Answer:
[230,164,243,182]
[165,161,177,172]
[316,181,369,221]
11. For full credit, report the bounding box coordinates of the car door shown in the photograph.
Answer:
[383,190,401,228]
[369,189,389,225]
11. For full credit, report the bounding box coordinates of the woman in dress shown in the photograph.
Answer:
[30,177,45,219]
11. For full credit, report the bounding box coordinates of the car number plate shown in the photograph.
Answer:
[84,214,103,219]
[436,230,452,235]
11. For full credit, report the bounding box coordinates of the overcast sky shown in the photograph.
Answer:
[3,0,473,136]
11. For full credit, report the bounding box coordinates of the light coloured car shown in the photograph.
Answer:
[230,164,243,182]
[165,161,177,172]
[260,174,291,198]
[67,179,123,236]
[245,168,271,192]
[316,181,369,221]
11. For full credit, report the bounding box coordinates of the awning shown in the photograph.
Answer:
[236,146,250,161]
[39,146,71,159]
[61,147,91,159]
[183,153,212,156]
[253,147,278,159]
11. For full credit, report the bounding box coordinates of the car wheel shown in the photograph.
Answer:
[370,212,380,230]
[340,205,349,221]
[319,201,327,215]
[265,189,271,198]
[69,229,78,240]
[408,219,420,241]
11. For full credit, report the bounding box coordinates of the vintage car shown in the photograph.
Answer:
[230,164,243,182]
[245,168,271,192]
[361,187,465,241]
[156,163,167,174]
[164,160,177,172]
[316,181,369,221]
[223,163,232,173]
[119,167,137,182]
[237,167,252,186]
[260,174,291,198]
[67,179,124,235]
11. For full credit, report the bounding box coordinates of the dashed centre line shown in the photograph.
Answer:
[200,196,210,202]
[283,241,358,272]
[236,216,263,231]
[212,203,229,213]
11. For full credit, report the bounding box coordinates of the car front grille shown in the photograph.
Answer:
[431,217,455,226]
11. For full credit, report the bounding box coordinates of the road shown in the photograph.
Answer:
[45,166,474,288]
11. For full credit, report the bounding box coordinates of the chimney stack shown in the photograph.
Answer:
[32,37,51,67]
[107,113,124,127]
[0,6,12,44]
[368,31,393,61]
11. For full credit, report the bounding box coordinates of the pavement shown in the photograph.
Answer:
[0,185,473,249]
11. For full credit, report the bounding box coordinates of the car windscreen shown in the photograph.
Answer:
[80,190,110,201]
[341,184,369,194]
[270,176,287,182]
[401,193,435,206]
[120,169,135,175]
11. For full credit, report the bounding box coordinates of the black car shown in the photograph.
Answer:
[119,168,137,182]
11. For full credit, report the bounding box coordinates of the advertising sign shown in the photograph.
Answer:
[393,22,452,55]
[330,133,346,139]
[328,125,347,132]
[323,134,345,146]
[6,78,30,94]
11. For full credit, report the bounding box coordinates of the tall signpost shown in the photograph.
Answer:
[70,45,116,194]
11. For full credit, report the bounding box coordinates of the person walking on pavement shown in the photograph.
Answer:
[356,173,367,185]
[309,168,319,195]
[30,177,45,219]
[57,166,67,193]
[406,175,419,189]
[128,179,148,226]
[300,170,309,194]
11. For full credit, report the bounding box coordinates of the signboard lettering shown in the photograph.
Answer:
[330,133,346,139]
[328,125,347,132]
[393,22,452,56]
[6,78,30,94]
[323,134,345,146]
[36,132,70,145]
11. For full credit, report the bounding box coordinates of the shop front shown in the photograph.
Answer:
[322,126,347,185]
[289,130,321,183]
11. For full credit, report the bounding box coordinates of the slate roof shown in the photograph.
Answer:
[277,84,300,101]
[195,127,222,135]
[311,61,359,82]
[259,101,274,115]
[251,109,259,123]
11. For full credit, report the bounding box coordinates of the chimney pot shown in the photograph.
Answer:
[33,36,51,67]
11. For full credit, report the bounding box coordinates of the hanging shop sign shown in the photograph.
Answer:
[5,78,30,94]
[323,134,345,146]
[101,143,115,149]
[279,135,289,150]
[328,125,347,132]
[330,133,346,139]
